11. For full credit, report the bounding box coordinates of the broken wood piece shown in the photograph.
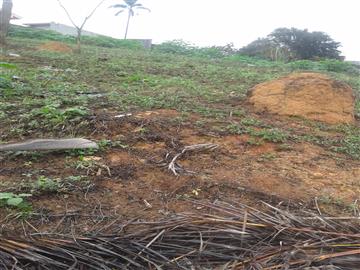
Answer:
[168,143,218,176]
[0,139,98,151]
[115,113,132,118]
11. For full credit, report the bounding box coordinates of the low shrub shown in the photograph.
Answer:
[154,39,237,58]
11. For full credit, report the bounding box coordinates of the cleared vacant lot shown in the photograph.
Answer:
[1,37,360,237]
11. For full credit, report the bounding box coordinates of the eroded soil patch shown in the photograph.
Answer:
[1,109,359,235]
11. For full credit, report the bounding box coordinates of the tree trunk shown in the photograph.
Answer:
[75,28,82,53]
[124,9,131,39]
[0,0,13,45]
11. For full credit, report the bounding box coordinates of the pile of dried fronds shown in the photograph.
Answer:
[1,200,360,269]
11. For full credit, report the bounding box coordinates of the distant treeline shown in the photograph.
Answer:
[8,25,359,74]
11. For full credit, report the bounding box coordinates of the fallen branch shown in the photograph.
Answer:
[168,143,218,175]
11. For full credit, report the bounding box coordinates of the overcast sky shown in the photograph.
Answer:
[10,0,360,60]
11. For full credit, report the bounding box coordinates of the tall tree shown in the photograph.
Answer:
[0,0,13,45]
[57,0,106,53]
[239,38,290,61]
[240,28,342,61]
[269,28,341,60]
[110,0,150,39]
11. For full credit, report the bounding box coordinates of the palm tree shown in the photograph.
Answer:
[110,0,150,39]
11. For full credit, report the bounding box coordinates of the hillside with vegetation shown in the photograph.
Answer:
[1,26,360,268]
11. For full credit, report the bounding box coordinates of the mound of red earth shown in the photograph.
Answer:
[38,41,73,53]
[249,72,355,124]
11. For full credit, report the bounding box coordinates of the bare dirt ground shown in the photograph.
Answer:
[1,108,359,236]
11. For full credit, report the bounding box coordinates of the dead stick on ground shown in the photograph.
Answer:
[168,143,218,175]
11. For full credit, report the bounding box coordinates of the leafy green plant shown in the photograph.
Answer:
[32,175,90,194]
[154,40,195,55]
[227,54,281,67]
[0,192,32,207]
[0,62,17,90]
[287,60,319,71]
[226,123,247,134]
[0,110,6,119]
[0,77,12,89]
[30,105,88,127]
[241,117,264,127]
[34,176,61,192]
[318,59,356,73]
[62,107,89,118]
[82,36,143,49]
[251,128,289,143]
[287,58,357,73]
[154,40,235,58]
[0,62,17,69]
[259,152,277,161]
[246,137,263,146]
[333,134,360,159]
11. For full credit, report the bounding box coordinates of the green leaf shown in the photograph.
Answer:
[0,193,15,199]
[0,77,13,89]
[0,62,17,69]
[7,197,23,206]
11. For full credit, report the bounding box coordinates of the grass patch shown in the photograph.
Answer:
[1,29,359,160]
[8,25,143,49]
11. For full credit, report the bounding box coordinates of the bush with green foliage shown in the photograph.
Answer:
[8,25,73,42]
[269,28,342,60]
[154,39,237,58]
[29,105,89,127]
[318,59,356,73]
[227,54,281,67]
[287,59,357,73]
[238,38,289,61]
[332,127,360,159]
[0,62,17,93]
[153,40,194,55]
[240,27,342,61]
[81,35,143,49]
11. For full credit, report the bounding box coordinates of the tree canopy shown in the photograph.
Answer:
[240,28,342,61]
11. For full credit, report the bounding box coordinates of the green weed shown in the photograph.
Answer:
[250,128,289,143]
[0,192,32,209]
[34,176,61,192]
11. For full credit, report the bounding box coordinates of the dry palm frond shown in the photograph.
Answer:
[1,200,360,269]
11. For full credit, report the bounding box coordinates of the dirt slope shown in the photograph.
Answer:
[249,72,355,124]
[38,41,73,53]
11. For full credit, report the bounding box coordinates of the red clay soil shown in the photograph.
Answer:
[38,41,73,53]
[249,72,355,124]
[0,109,359,236]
